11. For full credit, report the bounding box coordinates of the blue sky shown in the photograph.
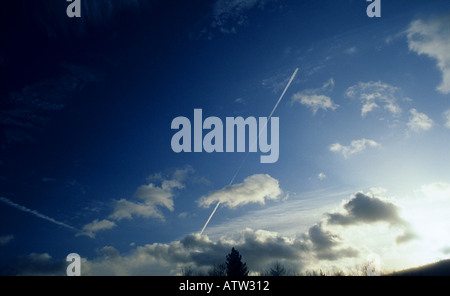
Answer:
[0,0,449,275]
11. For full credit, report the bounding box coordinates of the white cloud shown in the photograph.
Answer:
[109,199,164,221]
[198,174,282,208]
[73,227,356,275]
[368,187,388,197]
[292,78,339,114]
[134,180,183,212]
[293,94,339,115]
[329,138,380,158]
[345,81,402,117]
[80,219,117,238]
[0,234,14,246]
[234,97,246,104]
[80,229,308,275]
[7,189,420,275]
[407,17,450,94]
[443,109,450,129]
[108,168,189,222]
[80,167,195,238]
[421,182,450,201]
[407,108,433,132]
[318,173,327,180]
[344,46,357,55]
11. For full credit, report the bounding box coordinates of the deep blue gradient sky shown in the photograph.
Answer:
[1,0,449,275]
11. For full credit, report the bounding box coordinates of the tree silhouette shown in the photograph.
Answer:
[267,262,286,276]
[225,247,248,276]
[208,263,227,276]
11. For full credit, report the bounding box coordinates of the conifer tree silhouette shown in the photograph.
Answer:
[225,247,248,276]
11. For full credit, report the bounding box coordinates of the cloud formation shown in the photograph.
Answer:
[345,81,402,117]
[1,253,66,276]
[3,227,353,275]
[327,192,416,244]
[307,223,359,260]
[5,189,418,275]
[329,138,380,158]
[407,16,450,94]
[407,109,434,132]
[327,192,402,226]
[80,219,117,238]
[80,167,194,238]
[292,78,339,114]
[318,173,327,180]
[421,182,450,201]
[109,199,164,221]
[111,167,190,220]
[197,174,282,208]
[443,109,450,129]
[0,235,14,246]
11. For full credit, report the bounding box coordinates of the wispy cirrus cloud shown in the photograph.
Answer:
[345,81,402,117]
[329,138,380,159]
[344,46,357,55]
[407,16,450,94]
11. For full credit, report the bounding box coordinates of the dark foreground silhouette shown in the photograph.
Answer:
[389,259,450,276]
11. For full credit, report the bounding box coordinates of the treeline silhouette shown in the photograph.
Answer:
[180,247,372,276]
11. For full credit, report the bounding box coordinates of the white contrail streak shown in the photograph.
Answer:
[0,196,80,233]
[200,68,299,235]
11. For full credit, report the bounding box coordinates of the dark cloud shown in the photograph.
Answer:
[78,227,358,275]
[1,253,66,276]
[328,192,403,226]
[308,224,336,252]
[178,230,308,269]
[396,228,417,245]
[327,192,416,244]
[308,223,359,260]
[441,246,450,255]
[1,191,416,275]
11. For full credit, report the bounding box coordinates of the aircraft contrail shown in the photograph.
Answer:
[0,196,80,233]
[200,68,299,235]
